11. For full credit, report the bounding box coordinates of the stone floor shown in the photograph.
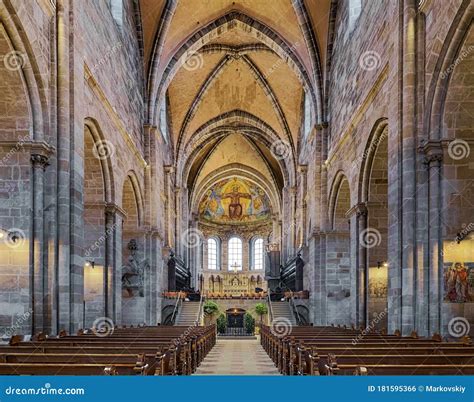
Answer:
[194,337,281,375]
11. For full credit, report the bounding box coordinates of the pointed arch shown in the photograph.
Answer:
[147,11,322,127]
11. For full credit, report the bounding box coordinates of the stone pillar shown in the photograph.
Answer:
[298,165,308,247]
[174,186,182,256]
[104,204,125,324]
[163,166,174,248]
[355,203,368,327]
[30,153,49,334]
[423,143,443,335]
[289,186,297,256]
[400,0,417,335]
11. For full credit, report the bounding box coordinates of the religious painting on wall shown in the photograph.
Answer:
[368,266,388,299]
[443,262,474,303]
[199,177,271,224]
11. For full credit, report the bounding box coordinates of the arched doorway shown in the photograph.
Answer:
[226,308,246,336]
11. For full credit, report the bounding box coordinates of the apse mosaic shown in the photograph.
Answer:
[199,178,271,224]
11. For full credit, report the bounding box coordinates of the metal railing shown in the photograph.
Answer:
[279,282,301,325]
[170,291,183,325]
[266,293,274,323]
[195,293,204,326]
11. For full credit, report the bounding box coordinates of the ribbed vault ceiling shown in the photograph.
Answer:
[139,0,331,214]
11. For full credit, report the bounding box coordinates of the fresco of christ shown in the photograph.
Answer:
[222,185,251,220]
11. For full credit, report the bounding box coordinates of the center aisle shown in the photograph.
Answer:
[194,337,281,375]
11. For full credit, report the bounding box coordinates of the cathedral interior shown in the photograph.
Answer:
[0,0,473,376]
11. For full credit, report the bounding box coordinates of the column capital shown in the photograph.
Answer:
[346,203,367,218]
[164,165,175,174]
[315,122,329,131]
[105,202,127,218]
[297,164,308,174]
[419,139,444,166]
[30,154,49,170]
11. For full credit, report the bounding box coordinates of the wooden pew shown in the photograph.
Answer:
[0,324,216,375]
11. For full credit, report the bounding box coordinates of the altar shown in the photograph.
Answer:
[201,271,266,296]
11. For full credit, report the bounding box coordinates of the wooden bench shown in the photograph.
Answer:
[260,325,474,375]
[0,324,216,375]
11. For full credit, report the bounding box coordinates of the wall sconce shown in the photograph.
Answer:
[377,261,388,269]
[84,259,95,269]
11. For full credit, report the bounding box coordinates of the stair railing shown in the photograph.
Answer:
[170,291,183,325]
[279,282,301,325]
[267,293,274,324]
[195,293,204,326]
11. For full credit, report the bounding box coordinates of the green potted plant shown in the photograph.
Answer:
[203,300,219,325]
[216,313,227,334]
[254,302,268,324]
[244,313,255,335]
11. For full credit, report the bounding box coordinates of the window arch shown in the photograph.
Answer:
[207,238,219,270]
[228,237,242,271]
[252,237,265,270]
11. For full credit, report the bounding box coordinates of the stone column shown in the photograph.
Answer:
[424,143,443,335]
[30,153,49,334]
[104,204,125,324]
[400,0,417,335]
[174,186,182,256]
[355,203,368,327]
[298,165,308,247]
[163,166,174,248]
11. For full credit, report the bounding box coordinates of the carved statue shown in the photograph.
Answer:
[122,239,149,297]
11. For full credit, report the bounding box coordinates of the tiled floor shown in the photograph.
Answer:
[194,337,281,375]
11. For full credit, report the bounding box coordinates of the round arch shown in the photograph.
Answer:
[0,1,48,139]
[84,118,115,204]
[358,118,389,203]
[424,1,473,140]
[179,110,295,187]
[328,170,351,230]
[191,163,281,217]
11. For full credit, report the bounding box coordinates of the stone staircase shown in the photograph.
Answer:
[175,301,200,326]
[270,301,297,326]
